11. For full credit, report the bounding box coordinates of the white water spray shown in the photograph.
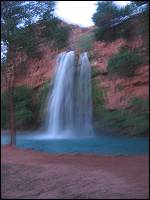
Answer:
[44,51,93,138]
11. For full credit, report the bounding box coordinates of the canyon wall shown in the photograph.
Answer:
[1,22,149,111]
[91,37,149,110]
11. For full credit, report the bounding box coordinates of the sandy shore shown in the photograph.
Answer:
[1,145,149,199]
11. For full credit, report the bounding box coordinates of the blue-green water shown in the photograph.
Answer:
[1,133,149,155]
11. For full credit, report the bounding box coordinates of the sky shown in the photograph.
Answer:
[55,1,131,27]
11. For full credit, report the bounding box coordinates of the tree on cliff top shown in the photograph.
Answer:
[1,1,55,145]
[92,1,135,28]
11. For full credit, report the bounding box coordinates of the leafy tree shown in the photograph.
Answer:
[1,1,55,145]
[92,1,145,41]
[92,1,134,28]
[92,1,120,27]
[41,18,71,49]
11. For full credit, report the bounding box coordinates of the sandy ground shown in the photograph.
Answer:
[1,145,149,199]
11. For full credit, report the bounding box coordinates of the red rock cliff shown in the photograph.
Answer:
[92,37,149,110]
[1,24,149,110]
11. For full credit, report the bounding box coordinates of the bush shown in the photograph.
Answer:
[10,26,39,57]
[94,27,117,42]
[76,33,94,51]
[107,48,143,77]
[92,67,102,77]
[35,80,50,114]
[42,18,70,49]
[92,81,149,135]
[1,82,51,129]
[92,80,105,119]
[53,26,70,49]
[1,86,34,129]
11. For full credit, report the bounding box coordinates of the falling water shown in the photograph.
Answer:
[44,51,93,138]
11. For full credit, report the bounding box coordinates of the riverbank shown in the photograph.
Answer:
[1,145,149,199]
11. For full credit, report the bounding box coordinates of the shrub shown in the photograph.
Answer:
[1,86,34,129]
[92,68,102,77]
[107,48,142,77]
[10,26,39,57]
[76,33,94,51]
[92,84,149,135]
[13,86,34,128]
[36,80,50,114]
[1,82,51,129]
[42,18,70,49]
[92,80,105,119]
[94,27,117,42]
[53,26,70,49]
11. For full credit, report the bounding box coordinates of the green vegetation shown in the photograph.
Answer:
[1,83,50,129]
[92,80,149,136]
[92,1,149,42]
[10,26,38,57]
[1,86,33,129]
[76,33,94,51]
[35,81,50,114]
[1,1,56,56]
[92,1,134,28]
[13,86,34,128]
[41,18,71,49]
[107,48,142,77]
[92,80,105,119]
[92,1,135,41]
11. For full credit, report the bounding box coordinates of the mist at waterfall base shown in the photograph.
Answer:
[1,51,149,155]
[42,51,93,139]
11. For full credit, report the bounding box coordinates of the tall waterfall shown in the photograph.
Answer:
[45,51,93,138]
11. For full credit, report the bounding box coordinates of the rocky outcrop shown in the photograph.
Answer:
[91,37,149,110]
[1,21,149,111]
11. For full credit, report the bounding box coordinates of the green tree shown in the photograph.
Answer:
[1,1,55,145]
[92,1,139,41]
[92,1,134,28]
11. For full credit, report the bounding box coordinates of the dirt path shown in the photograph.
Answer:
[1,145,149,199]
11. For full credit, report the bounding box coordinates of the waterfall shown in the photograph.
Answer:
[44,51,93,138]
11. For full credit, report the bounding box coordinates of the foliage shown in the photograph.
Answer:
[92,1,134,28]
[53,26,71,49]
[76,33,94,51]
[1,86,34,129]
[92,80,105,119]
[92,68,102,77]
[1,1,56,58]
[1,82,51,129]
[10,26,38,57]
[92,84,149,135]
[42,19,70,49]
[94,26,117,42]
[107,48,142,77]
[36,81,50,114]
[92,1,149,42]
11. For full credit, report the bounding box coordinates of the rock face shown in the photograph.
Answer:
[92,37,149,109]
[1,22,149,111]
[2,44,58,90]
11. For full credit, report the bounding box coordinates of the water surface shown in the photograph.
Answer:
[1,133,149,155]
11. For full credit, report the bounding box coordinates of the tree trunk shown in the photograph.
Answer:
[3,46,17,146]
[7,87,16,146]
